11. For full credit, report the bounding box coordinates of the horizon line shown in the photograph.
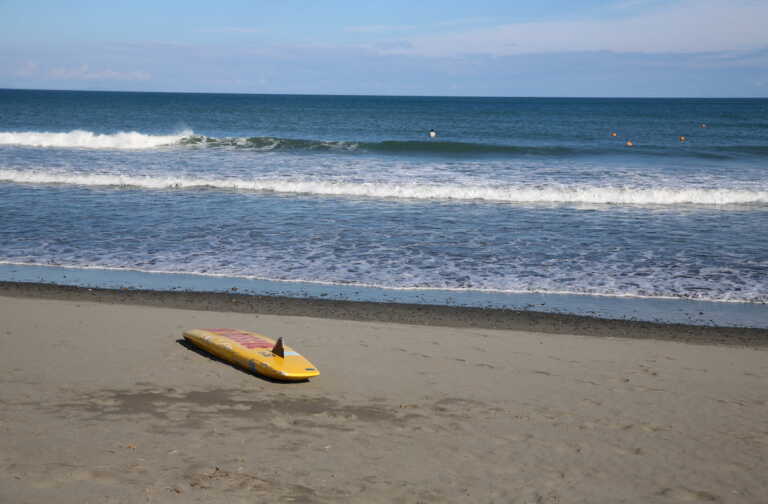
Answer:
[2,86,766,101]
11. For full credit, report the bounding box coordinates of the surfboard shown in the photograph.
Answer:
[183,328,319,382]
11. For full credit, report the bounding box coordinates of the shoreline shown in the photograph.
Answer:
[3,262,767,330]
[3,280,767,347]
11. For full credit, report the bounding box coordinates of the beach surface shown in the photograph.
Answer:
[1,284,767,503]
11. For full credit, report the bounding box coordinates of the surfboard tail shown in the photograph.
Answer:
[272,337,285,358]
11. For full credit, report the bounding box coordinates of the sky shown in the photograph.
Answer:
[1,0,767,97]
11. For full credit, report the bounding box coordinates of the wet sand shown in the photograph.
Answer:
[1,283,767,503]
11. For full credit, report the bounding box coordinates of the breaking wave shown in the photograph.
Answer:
[2,169,766,207]
[3,130,767,159]
[181,135,580,156]
[0,130,191,149]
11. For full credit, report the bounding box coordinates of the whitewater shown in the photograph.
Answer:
[1,168,766,207]
[1,90,767,320]
[0,129,191,149]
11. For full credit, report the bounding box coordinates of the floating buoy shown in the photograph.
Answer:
[700,123,708,128]
[428,129,437,138]
[610,132,617,137]
[625,140,634,147]
[679,136,687,143]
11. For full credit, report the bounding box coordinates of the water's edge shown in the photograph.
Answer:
[1,263,766,333]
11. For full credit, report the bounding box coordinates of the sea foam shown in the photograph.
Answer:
[0,130,191,149]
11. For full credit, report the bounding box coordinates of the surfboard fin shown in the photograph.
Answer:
[272,337,285,358]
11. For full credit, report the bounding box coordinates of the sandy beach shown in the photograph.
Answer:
[1,283,767,503]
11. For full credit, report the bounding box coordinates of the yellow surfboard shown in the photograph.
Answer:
[183,328,319,382]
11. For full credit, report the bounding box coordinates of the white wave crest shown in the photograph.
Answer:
[1,169,766,206]
[0,129,192,149]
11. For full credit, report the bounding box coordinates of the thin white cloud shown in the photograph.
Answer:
[346,17,496,35]
[683,48,768,69]
[436,16,499,28]
[609,0,668,10]
[49,64,151,81]
[381,0,768,57]
[199,27,261,33]
[345,24,416,33]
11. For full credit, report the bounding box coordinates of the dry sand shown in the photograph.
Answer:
[1,285,767,503]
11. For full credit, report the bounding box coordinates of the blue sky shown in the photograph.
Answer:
[1,0,767,97]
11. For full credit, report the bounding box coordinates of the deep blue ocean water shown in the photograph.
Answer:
[1,89,767,325]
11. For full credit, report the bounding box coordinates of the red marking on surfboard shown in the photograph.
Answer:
[206,329,273,349]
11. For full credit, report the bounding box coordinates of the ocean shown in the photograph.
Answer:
[1,89,767,327]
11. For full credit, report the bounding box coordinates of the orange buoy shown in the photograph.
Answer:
[610,132,617,137]
[625,140,634,147]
